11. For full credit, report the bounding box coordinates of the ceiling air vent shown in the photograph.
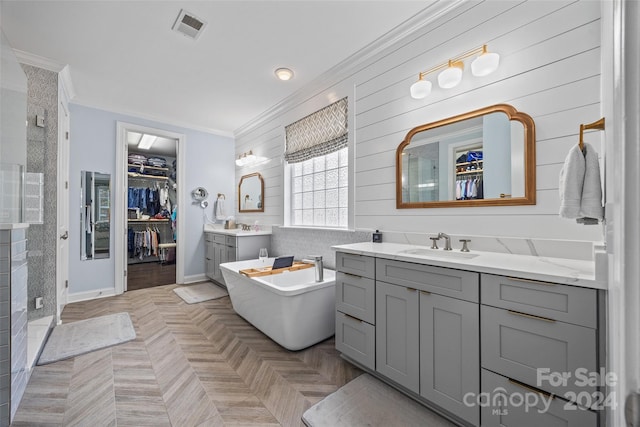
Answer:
[172,9,207,40]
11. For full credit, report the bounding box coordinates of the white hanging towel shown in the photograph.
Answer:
[579,143,604,221]
[559,143,603,222]
[559,144,584,219]
[215,196,226,220]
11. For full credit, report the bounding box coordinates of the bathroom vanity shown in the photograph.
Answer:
[333,242,605,427]
[204,226,271,286]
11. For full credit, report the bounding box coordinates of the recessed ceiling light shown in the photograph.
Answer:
[138,134,157,150]
[274,68,294,81]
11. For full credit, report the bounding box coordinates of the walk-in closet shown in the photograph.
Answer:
[126,132,177,291]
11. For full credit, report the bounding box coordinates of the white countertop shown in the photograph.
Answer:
[203,224,272,236]
[332,242,604,290]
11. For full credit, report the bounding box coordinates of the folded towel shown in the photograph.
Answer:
[215,197,226,220]
[580,143,604,221]
[559,144,585,219]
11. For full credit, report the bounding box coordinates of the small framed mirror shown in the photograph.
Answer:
[396,104,536,208]
[81,171,111,260]
[238,172,264,213]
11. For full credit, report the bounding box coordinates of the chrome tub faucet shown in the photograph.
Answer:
[303,255,324,282]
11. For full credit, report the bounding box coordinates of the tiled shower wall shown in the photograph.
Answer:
[21,65,58,321]
[269,226,371,270]
[0,228,29,423]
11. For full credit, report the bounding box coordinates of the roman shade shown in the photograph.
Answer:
[284,97,348,163]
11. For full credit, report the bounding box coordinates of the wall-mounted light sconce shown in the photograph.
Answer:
[235,150,268,167]
[235,150,256,167]
[410,44,500,99]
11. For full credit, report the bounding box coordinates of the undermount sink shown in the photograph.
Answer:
[398,248,479,260]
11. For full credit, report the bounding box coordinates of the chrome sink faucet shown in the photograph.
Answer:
[302,255,324,282]
[437,232,453,251]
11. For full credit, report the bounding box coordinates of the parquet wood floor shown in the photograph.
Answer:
[13,283,362,426]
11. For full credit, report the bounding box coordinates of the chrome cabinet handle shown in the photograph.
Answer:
[60,231,69,240]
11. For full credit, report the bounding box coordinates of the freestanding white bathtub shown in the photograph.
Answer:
[220,259,336,351]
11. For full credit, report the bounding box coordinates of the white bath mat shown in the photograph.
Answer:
[173,282,228,304]
[302,374,455,427]
[38,312,136,365]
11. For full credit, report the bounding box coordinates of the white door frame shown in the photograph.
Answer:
[603,1,640,425]
[115,122,186,294]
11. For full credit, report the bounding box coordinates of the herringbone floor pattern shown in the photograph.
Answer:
[13,283,362,426]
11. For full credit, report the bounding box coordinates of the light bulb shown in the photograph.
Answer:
[410,79,432,99]
[438,61,463,89]
[471,48,500,77]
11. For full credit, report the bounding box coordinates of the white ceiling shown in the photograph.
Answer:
[1,1,430,135]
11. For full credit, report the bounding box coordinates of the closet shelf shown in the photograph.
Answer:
[127,172,168,180]
[128,218,170,223]
[128,163,168,172]
[456,160,483,167]
[456,169,484,175]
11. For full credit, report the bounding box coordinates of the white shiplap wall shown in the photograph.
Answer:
[235,0,604,242]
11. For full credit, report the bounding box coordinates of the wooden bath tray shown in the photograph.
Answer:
[239,262,313,278]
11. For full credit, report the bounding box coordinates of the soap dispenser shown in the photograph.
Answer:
[372,230,382,243]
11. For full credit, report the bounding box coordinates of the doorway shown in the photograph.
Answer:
[115,123,185,294]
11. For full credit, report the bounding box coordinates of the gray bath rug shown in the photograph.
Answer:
[302,374,456,427]
[37,312,136,365]
[173,282,228,304]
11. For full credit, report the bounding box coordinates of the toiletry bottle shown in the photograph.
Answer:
[372,230,382,243]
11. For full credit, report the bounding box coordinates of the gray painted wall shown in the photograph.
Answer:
[68,104,234,294]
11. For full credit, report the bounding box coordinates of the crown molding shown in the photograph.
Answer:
[14,49,65,72]
[59,65,76,101]
[234,0,466,139]
[70,98,235,138]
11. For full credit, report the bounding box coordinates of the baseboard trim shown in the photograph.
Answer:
[67,288,117,304]
[183,274,208,284]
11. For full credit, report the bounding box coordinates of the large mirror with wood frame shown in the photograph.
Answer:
[396,104,536,208]
[238,172,264,213]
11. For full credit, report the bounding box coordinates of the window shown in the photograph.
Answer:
[290,147,348,227]
[285,97,348,228]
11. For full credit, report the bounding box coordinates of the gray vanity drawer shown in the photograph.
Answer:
[376,259,479,302]
[225,236,236,247]
[481,369,598,427]
[336,252,375,279]
[205,233,227,244]
[335,311,375,370]
[336,272,375,324]
[481,274,597,328]
[481,305,597,396]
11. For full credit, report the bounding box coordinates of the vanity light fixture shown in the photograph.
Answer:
[410,44,500,99]
[274,67,294,81]
[137,134,157,150]
[235,150,257,167]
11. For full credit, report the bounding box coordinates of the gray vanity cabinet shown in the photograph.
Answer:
[335,253,376,370]
[205,231,270,286]
[375,258,480,425]
[375,280,420,393]
[334,251,602,427]
[481,369,599,427]
[480,273,600,427]
[420,292,479,425]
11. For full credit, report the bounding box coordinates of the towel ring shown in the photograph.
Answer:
[217,193,226,199]
[579,118,605,151]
